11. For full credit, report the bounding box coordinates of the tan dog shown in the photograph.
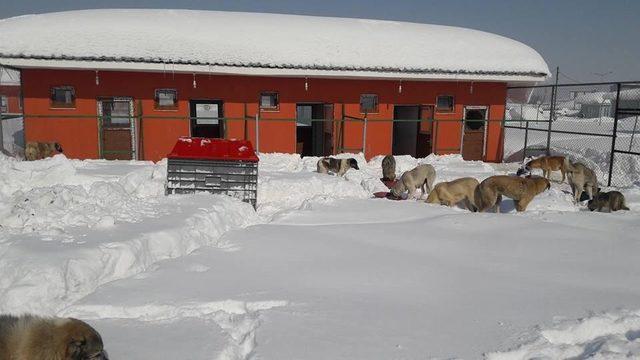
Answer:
[426,177,479,211]
[475,175,550,212]
[588,191,629,212]
[517,156,567,182]
[564,159,599,203]
[0,314,108,359]
[390,164,436,199]
[24,141,64,161]
[381,155,396,181]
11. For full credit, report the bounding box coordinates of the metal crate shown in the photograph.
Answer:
[166,158,258,207]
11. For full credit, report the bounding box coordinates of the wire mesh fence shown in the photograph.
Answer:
[505,81,640,187]
[0,113,24,157]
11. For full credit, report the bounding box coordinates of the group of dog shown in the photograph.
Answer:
[23,141,64,161]
[317,154,630,213]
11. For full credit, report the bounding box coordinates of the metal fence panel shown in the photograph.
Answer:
[505,81,640,187]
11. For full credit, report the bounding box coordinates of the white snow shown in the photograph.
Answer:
[0,10,549,81]
[0,151,639,359]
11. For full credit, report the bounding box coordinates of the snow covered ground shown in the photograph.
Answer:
[0,152,639,359]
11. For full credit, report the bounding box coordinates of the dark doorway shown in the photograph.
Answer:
[296,103,333,156]
[393,105,420,156]
[462,106,488,161]
[190,100,224,138]
[98,97,134,160]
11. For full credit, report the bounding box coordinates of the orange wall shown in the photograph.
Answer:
[21,69,507,161]
[0,85,21,114]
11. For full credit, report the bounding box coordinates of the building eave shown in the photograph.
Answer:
[0,56,548,84]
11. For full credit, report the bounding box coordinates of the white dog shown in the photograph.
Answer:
[390,164,436,199]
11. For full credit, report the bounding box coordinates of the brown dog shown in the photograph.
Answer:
[516,156,567,182]
[588,191,629,212]
[426,177,479,211]
[475,175,551,213]
[0,314,107,359]
[381,155,396,181]
[24,141,64,161]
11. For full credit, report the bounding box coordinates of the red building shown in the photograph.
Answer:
[0,10,549,162]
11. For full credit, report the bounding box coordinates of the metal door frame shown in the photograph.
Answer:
[97,97,135,160]
[460,105,489,160]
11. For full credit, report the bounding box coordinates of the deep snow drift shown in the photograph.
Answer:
[0,152,639,359]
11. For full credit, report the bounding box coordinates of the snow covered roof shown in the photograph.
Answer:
[0,9,550,82]
[0,66,20,86]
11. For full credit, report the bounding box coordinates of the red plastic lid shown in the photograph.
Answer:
[168,137,259,162]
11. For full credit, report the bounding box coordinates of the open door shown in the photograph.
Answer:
[98,97,135,160]
[462,106,488,161]
[190,100,224,138]
[296,103,330,156]
[417,105,434,158]
[393,105,420,156]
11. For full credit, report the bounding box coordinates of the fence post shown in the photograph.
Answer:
[255,112,260,154]
[546,67,559,155]
[523,120,530,161]
[607,83,621,186]
[362,113,368,158]
[629,115,638,152]
[0,106,4,156]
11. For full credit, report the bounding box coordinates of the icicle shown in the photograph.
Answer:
[193,73,197,89]
[398,79,403,94]
[305,77,309,91]
[95,70,99,85]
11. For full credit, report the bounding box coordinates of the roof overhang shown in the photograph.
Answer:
[0,57,548,84]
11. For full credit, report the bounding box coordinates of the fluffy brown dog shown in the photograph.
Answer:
[475,175,550,213]
[0,314,107,360]
[516,156,567,182]
[426,177,479,211]
[24,141,64,161]
[381,155,396,181]
[588,191,629,212]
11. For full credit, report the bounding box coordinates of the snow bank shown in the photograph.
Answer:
[0,194,260,314]
[487,309,640,359]
[0,154,261,314]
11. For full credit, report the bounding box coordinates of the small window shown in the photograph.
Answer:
[360,94,378,113]
[155,89,178,109]
[260,92,279,111]
[50,86,75,108]
[0,96,7,112]
[436,95,454,112]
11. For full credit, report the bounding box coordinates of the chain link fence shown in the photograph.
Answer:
[504,81,640,187]
[0,113,24,157]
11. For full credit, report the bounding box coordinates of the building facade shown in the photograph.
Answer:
[0,10,550,162]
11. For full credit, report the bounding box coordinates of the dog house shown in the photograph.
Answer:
[166,138,259,208]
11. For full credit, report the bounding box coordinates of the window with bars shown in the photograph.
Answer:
[436,95,454,112]
[155,89,178,109]
[260,92,279,111]
[0,96,7,112]
[50,86,75,108]
[360,94,378,113]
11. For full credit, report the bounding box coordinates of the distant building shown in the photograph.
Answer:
[0,10,549,162]
[0,67,20,115]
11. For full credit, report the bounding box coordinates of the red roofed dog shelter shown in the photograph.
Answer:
[166,137,258,207]
[0,10,549,162]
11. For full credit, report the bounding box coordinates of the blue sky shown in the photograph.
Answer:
[3,0,639,82]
